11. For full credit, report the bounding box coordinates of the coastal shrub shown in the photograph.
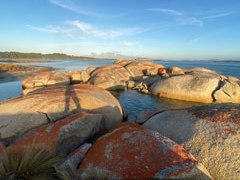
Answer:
[0,147,61,180]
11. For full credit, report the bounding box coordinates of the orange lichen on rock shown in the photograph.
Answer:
[6,112,102,156]
[79,122,209,179]
[189,104,240,125]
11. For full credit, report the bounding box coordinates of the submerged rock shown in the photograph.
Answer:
[0,84,123,139]
[79,122,212,179]
[144,103,240,180]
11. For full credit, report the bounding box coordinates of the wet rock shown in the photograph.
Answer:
[79,122,212,179]
[126,80,135,89]
[6,113,101,157]
[141,88,149,94]
[144,103,240,180]
[22,71,70,89]
[135,109,163,124]
[0,84,123,139]
[133,82,148,92]
[143,75,162,87]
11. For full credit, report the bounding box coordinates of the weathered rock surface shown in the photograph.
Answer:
[144,103,240,180]
[0,64,30,72]
[0,142,6,153]
[167,66,185,75]
[114,59,136,67]
[188,67,219,74]
[67,70,82,84]
[22,71,70,89]
[5,113,101,157]
[158,68,167,75]
[89,64,131,90]
[150,71,222,103]
[57,143,92,172]
[214,77,240,103]
[79,122,212,179]
[125,61,164,77]
[0,84,123,139]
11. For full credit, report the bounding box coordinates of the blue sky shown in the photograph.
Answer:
[0,0,240,60]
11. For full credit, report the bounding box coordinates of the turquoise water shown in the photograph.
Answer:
[0,59,239,119]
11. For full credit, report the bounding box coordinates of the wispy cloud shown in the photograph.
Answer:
[121,41,143,49]
[202,12,234,20]
[147,8,203,27]
[66,20,145,39]
[147,8,183,16]
[48,0,127,18]
[48,0,100,17]
[177,17,203,27]
[27,20,146,40]
[26,24,72,34]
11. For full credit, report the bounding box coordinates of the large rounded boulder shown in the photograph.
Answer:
[125,61,164,77]
[88,64,131,90]
[4,112,101,157]
[150,71,240,103]
[0,84,123,140]
[79,122,212,179]
[22,71,70,89]
[143,103,240,180]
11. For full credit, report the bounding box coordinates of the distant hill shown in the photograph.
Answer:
[0,51,98,60]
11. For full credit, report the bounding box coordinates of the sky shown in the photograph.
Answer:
[0,0,240,60]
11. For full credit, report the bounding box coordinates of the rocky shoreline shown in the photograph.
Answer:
[0,60,239,179]
[0,63,53,83]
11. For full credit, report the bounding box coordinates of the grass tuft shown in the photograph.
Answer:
[0,146,61,180]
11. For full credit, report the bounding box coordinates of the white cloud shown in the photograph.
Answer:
[202,12,234,20]
[148,8,183,16]
[48,0,100,17]
[177,17,203,27]
[122,41,135,47]
[48,0,127,18]
[26,24,72,34]
[66,20,145,39]
[121,41,143,49]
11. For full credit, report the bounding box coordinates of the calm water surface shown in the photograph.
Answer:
[0,59,239,119]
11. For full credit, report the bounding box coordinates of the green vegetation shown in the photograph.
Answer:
[0,51,96,60]
[0,147,72,180]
